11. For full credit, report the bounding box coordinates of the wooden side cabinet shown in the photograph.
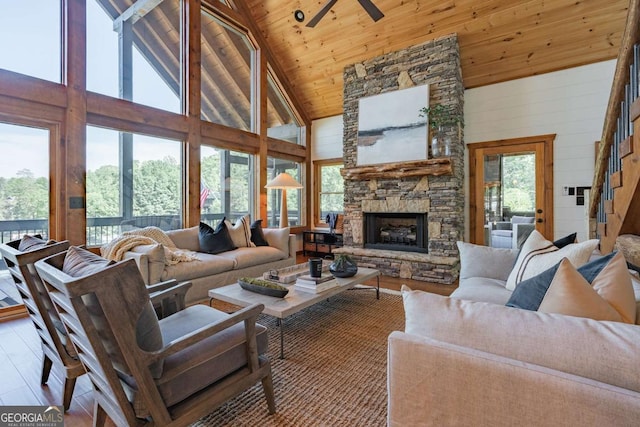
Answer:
[303,231,343,257]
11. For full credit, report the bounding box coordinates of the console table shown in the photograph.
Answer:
[303,230,343,257]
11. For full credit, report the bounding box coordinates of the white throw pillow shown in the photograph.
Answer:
[505,230,598,291]
[224,214,255,248]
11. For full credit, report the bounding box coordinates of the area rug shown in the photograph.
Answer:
[194,289,404,426]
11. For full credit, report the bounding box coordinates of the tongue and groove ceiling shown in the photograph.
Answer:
[245,0,629,120]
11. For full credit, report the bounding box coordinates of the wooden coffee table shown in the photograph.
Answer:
[208,267,380,358]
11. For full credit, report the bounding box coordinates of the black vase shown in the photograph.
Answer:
[329,256,358,278]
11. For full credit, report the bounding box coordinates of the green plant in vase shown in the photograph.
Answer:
[329,254,358,278]
[419,103,463,158]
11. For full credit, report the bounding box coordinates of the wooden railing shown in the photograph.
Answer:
[590,0,640,252]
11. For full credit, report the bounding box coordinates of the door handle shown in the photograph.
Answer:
[536,218,543,223]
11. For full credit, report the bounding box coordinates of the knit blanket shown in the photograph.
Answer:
[100,226,198,265]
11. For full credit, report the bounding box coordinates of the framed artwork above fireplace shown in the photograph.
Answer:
[356,84,429,166]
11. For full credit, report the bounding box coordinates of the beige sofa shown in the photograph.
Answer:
[122,226,296,304]
[388,242,640,426]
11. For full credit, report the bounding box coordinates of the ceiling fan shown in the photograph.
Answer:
[306,0,384,28]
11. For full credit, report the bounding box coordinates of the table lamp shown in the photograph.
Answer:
[265,172,303,228]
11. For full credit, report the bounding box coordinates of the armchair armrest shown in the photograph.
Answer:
[148,280,192,317]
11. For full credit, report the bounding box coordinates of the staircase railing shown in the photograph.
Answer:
[590,0,640,252]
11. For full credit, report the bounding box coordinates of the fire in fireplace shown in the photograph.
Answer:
[363,212,428,253]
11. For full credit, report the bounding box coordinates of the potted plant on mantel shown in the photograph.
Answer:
[419,103,464,158]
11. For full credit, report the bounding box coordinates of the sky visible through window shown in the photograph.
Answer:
[0,1,181,179]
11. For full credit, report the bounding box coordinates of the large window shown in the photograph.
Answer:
[201,11,254,130]
[86,126,183,245]
[200,146,253,227]
[0,121,50,317]
[87,0,182,113]
[267,74,303,145]
[266,157,303,228]
[314,160,344,226]
[0,1,61,82]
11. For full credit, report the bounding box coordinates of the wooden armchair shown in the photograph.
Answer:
[35,246,275,426]
[0,238,83,410]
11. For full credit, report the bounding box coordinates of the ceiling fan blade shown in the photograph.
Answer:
[306,0,339,28]
[357,0,384,21]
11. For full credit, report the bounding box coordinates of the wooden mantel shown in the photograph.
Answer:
[341,158,452,180]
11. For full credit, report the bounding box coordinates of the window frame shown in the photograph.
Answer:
[313,158,344,228]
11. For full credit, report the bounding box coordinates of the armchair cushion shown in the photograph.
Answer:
[148,305,268,409]
[505,230,598,290]
[62,246,165,378]
[18,234,51,252]
[511,215,535,224]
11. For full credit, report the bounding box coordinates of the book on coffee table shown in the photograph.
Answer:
[294,278,339,293]
[296,274,335,285]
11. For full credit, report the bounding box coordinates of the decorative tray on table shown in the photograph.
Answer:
[239,277,289,298]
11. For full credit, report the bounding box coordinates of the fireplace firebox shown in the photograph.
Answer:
[363,212,428,253]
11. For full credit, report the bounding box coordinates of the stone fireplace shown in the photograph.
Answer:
[333,34,464,284]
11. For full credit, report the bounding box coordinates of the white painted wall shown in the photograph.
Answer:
[465,60,615,242]
[311,60,616,242]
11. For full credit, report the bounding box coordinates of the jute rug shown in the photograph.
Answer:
[194,289,404,426]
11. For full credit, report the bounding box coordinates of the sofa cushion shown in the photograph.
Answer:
[166,226,199,252]
[505,230,598,291]
[250,219,269,247]
[457,241,518,281]
[451,277,512,305]
[161,252,235,282]
[224,214,255,248]
[401,287,640,393]
[218,246,289,270]
[263,227,290,254]
[507,253,636,323]
[154,304,268,409]
[199,221,236,255]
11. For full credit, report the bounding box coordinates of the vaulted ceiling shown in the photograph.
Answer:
[245,0,629,120]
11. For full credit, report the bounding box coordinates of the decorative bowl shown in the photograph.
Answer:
[239,278,289,298]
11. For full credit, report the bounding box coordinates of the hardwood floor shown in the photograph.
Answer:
[0,257,456,425]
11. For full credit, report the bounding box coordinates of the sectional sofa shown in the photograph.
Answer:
[388,235,640,426]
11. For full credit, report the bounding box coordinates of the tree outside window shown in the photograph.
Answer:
[315,160,344,227]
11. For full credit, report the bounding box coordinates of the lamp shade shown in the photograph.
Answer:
[265,172,303,189]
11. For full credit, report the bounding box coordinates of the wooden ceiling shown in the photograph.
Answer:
[244,0,630,120]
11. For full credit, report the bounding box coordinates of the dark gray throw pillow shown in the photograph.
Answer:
[553,233,577,249]
[199,220,237,254]
[250,219,269,247]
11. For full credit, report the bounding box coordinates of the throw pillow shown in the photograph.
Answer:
[199,220,237,254]
[506,252,636,323]
[456,241,518,281]
[224,214,255,248]
[62,246,113,277]
[18,234,52,252]
[61,246,164,378]
[264,227,290,254]
[250,219,270,247]
[553,233,577,249]
[505,230,598,291]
